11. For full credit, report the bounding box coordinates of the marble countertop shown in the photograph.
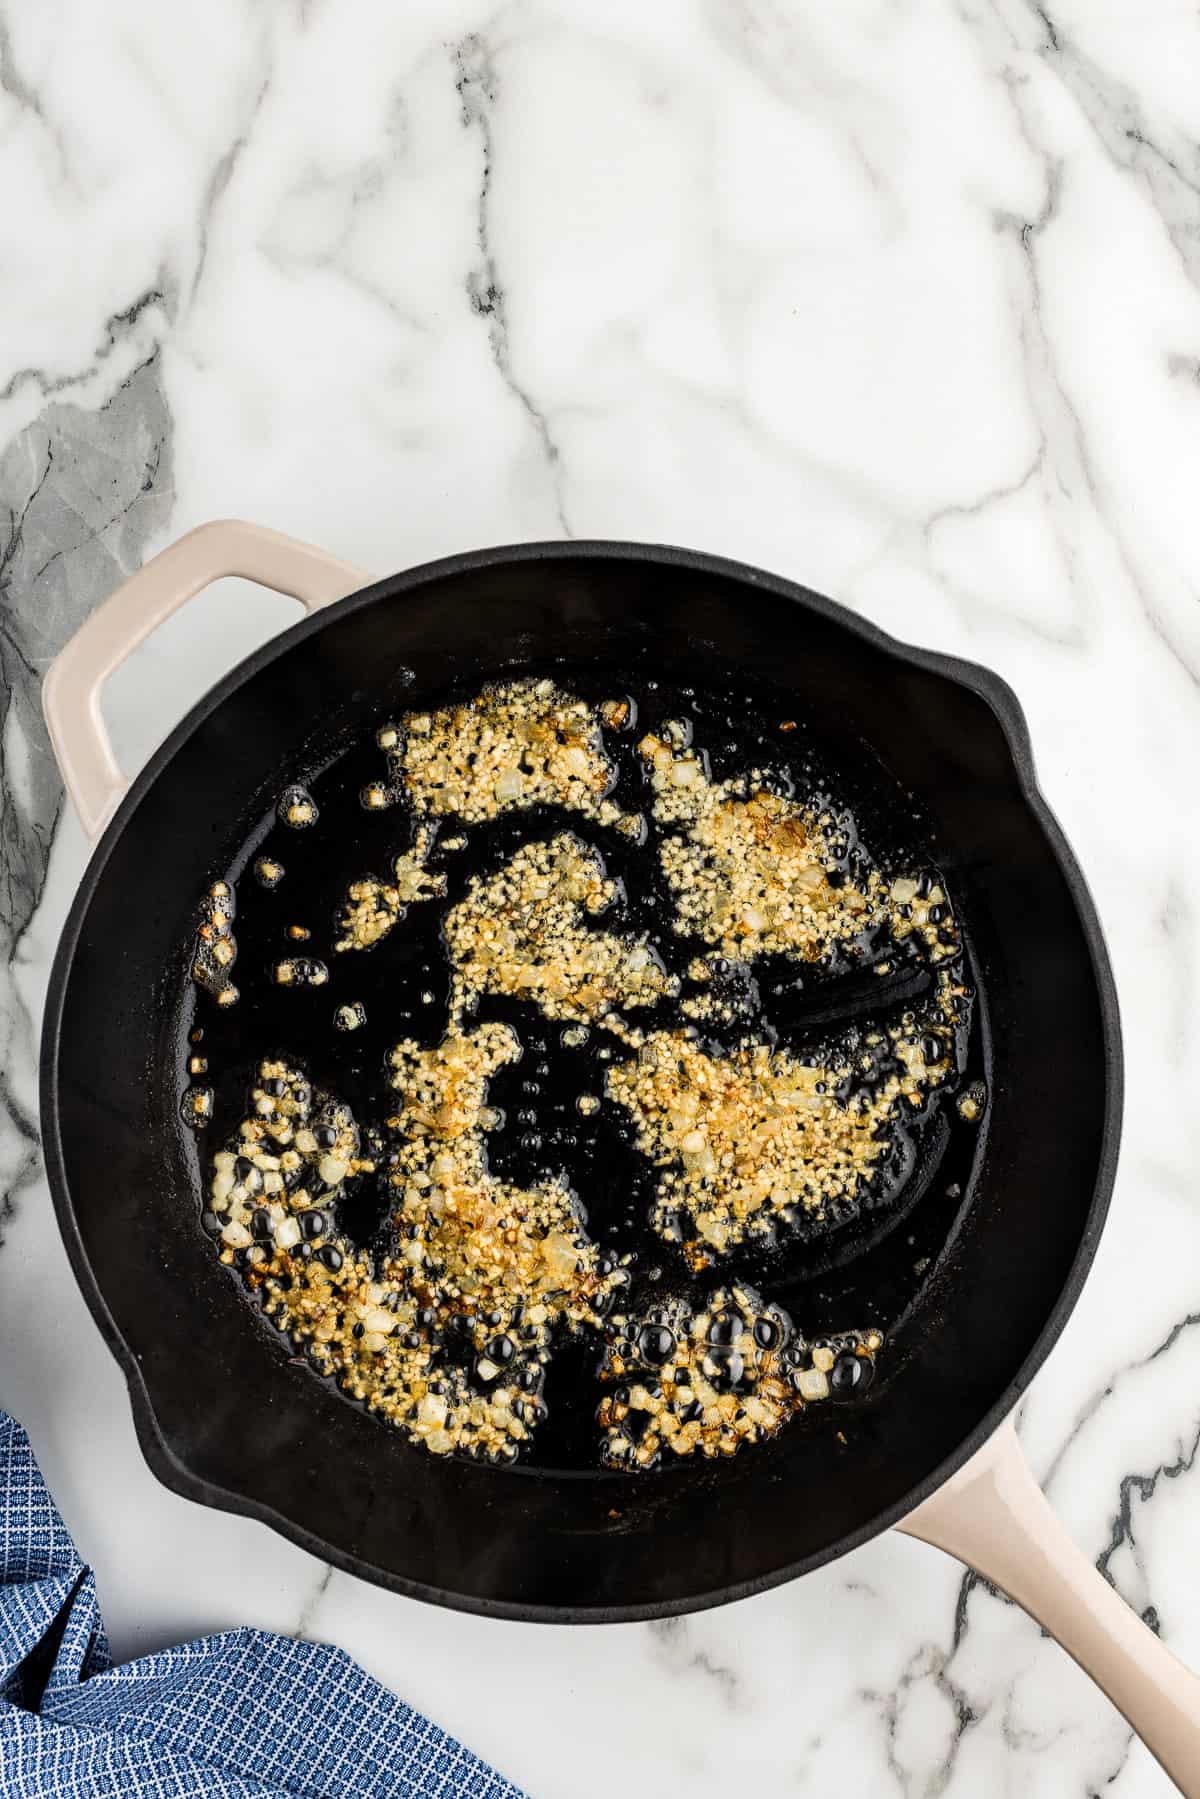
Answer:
[3,3,1200,1793]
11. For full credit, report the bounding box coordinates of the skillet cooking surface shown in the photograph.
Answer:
[42,543,1121,1620]
[199,660,985,1472]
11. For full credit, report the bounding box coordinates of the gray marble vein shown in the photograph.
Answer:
[0,287,173,413]
[1010,0,1200,289]
[872,1639,980,1798]
[295,1564,335,1643]
[983,1,1200,689]
[0,10,67,178]
[454,33,570,535]
[192,78,272,305]
[1096,1403,1200,1623]
[0,356,174,1242]
[1043,1312,1200,1507]
[647,1617,743,1710]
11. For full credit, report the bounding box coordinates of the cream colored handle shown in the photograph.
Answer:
[42,519,370,841]
[899,1415,1200,1795]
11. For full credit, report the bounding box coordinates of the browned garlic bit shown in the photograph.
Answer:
[606,971,965,1258]
[190,881,239,1007]
[679,958,760,1027]
[210,1061,366,1249]
[209,1067,508,1461]
[211,1033,625,1465]
[181,1084,214,1127]
[678,955,738,1024]
[334,823,446,952]
[277,785,318,829]
[336,881,399,952]
[370,1026,625,1457]
[639,732,884,965]
[888,873,961,964]
[957,1080,986,1123]
[385,1027,624,1348]
[273,957,329,987]
[444,832,677,1028]
[599,1285,881,1467]
[253,857,285,889]
[334,1001,367,1032]
[385,1022,519,1168]
[380,679,635,828]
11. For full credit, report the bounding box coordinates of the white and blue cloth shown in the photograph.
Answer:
[0,1410,526,1797]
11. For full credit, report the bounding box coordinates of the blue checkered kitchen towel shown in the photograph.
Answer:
[0,1410,526,1798]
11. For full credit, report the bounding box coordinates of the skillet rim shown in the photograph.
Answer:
[38,537,1124,1623]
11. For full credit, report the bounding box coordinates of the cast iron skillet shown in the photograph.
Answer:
[38,525,1200,1790]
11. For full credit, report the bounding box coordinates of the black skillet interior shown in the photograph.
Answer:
[42,544,1121,1621]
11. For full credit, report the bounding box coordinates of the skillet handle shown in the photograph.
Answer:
[42,519,370,841]
[898,1414,1200,1796]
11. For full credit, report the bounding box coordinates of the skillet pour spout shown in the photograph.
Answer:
[40,522,1200,1793]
